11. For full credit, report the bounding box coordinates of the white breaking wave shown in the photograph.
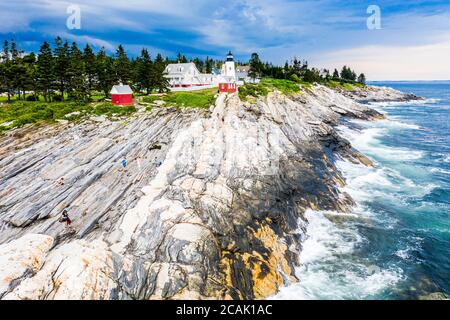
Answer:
[338,125,424,161]
[349,118,421,130]
[271,210,403,300]
[271,112,435,300]
[430,168,450,175]
[336,160,436,202]
[369,98,440,108]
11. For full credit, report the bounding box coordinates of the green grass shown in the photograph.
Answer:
[143,88,217,109]
[239,78,301,101]
[93,102,136,116]
[325,80,366,91]
[0,100,136,134]
[142,95,162,104]
[0,92,107,103]
[238,83,270,101]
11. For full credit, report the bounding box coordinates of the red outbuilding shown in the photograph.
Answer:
[110,84,133,106]
[218,82,237,93]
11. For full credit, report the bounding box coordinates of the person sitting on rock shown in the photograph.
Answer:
[59,208,72,226]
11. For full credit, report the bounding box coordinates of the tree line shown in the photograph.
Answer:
[0,38,172,103]
[247,52,366,85]
[0,39,368,104]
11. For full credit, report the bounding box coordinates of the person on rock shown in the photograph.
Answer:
[59,208,72,226]
[154,157,162,168]
[119,157,127,172]
[57,177,65,186]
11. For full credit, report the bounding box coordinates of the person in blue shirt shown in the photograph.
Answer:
[119,157,127,172]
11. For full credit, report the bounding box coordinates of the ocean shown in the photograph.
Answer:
[274,81,450,300]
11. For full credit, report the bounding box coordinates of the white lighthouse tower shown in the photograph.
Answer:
[221,51,236,81]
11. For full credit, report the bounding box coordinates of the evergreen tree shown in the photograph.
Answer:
[291,57,303,77]
[248,52,263,81]
[332,68,340,79]
[115,44,130,84]
[340,66,357,81]
[54,37,70,100]
[303,68,322,83]
[357,73,366,84]
[83,44,96,97]
[136,48,153,93]
[68,42,88,102]
[95,48,115,97]
[22,52,38,100]
[153,53,169,93]
[284,61,290,76]
[36,41,55,101]
[1,40,12,102]
[205,57,212,74]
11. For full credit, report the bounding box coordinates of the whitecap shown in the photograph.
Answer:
[271,209,404,300]
[337,125,424,161]
[369,98,439,108]
[430,168,450,175]
[395,249,410,260]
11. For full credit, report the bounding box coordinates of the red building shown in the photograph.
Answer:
[110,84,133,106]
[218,82,237,93]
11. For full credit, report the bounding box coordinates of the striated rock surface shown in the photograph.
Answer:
[338,84,423,103]
[0,84,412,300]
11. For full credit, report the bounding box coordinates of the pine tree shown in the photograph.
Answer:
[68,42,88,102]
[136,48,153,94]
[83,44,96,97]
[95,48,115,97]
[37,41,55,102]
[248,52,262,81]
[284,61,290,76]
[291,57,302,77]
[357,73,366,84]
[9,39,28,100]
[115,45,130,84]
[54,37,70,100]
[1,40,12,102]
[332,69,340,79]
[340,66,357,81]
[22,52,38,100]
[205,57,212,74]
[153,53,169,93]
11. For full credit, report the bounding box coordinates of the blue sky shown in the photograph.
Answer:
[1,0,450,80]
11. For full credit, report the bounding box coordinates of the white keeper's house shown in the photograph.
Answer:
[164,62,217,88]
[164,51,249,90]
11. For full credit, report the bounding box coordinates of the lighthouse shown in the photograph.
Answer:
[218,51,238,93]
[221,51,236,81]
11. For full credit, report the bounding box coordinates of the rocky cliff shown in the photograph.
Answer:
[0,84,413,300]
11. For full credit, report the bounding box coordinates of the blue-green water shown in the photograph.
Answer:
[275,81,449,300]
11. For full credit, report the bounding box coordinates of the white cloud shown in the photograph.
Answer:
[1,0,450,80]
[59,32,115,51]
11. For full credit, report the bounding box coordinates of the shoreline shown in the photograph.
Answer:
[0,84,421,300]
[273,89,449,300]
